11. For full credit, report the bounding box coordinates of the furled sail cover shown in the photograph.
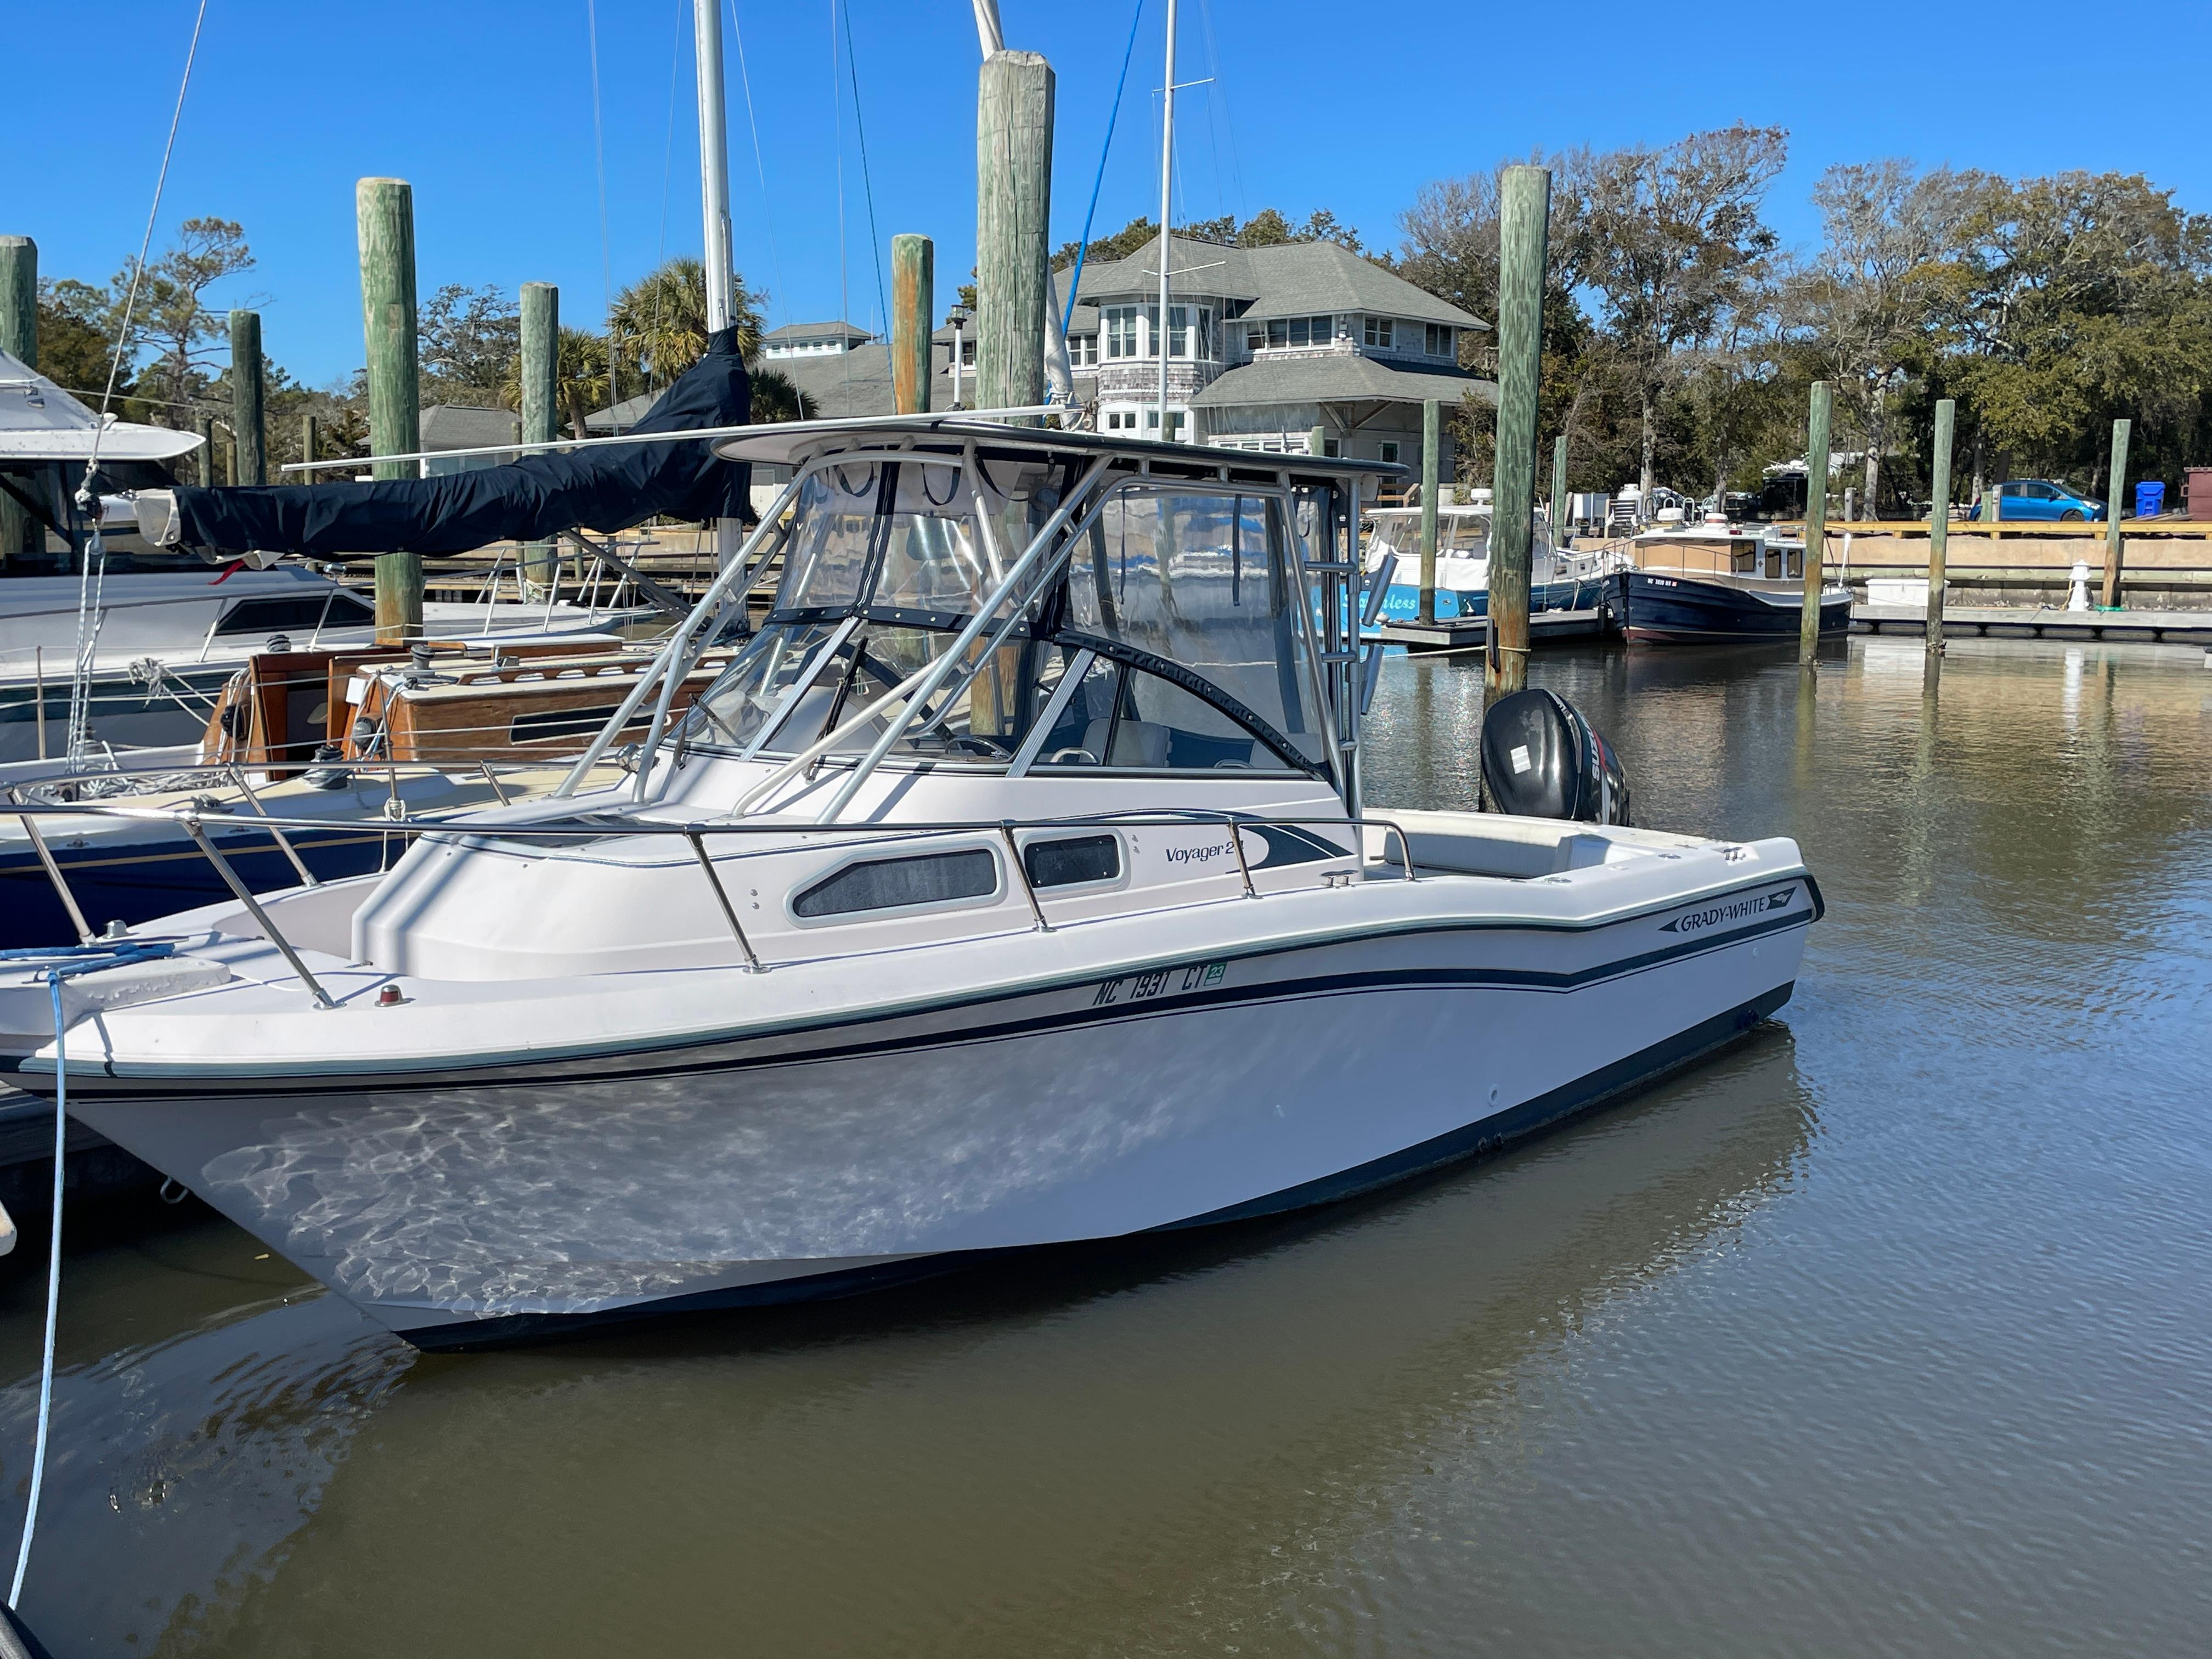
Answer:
[156,328,753,558]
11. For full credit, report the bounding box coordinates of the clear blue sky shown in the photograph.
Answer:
[9,0,2208,389]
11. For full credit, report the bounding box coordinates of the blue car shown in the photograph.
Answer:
[1972,479,2106,522]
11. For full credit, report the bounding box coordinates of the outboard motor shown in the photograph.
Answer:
[1480,687,1633,825]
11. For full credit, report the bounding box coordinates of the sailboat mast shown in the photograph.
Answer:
[1156,0,1176,438]
[694,0,736,334]
[693,0,743,569]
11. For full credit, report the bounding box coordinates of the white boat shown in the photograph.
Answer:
[0,419,1822,1348]
[1362,499,1618,624]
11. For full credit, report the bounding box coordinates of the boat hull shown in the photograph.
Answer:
[1614,571,1852,645]
[1373,577,1606,624]
[61,893,1814,1348]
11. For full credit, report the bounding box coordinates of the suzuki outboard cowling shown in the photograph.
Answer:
[1480,688,1633,825]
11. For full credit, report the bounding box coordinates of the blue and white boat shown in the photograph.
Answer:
[1362,499,1617,623]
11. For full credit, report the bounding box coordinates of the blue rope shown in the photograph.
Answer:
[5,938,172,1608]
[1063,0,1146,342]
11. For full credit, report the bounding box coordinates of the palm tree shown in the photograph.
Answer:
[500,328,610,439]
[750,365,806,424]
[608,258,766,388]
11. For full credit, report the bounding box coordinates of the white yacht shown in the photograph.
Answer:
[2,419,1821,1348]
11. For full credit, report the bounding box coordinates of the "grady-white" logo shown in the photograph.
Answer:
[1660,886,1797,935]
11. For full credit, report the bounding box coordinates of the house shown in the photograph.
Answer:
[419,404,521,475]
[580,234,1487,471]
[1067,232,1491,466]
[757,321,876,361]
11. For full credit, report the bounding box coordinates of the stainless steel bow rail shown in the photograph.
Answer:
[5,801,1421,1002]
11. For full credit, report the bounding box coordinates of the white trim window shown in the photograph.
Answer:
[1255,314,1336,351]
[1425,323,1453,357]
[1068,332,1098,368]
[1104,306,1142,360]
[1363,316,1394,349]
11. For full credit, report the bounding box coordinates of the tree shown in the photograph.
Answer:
[120,217,256,411]
[1964,172,2212,492]
[36,278,138,407]
[1578,126,1788,498]
[419,283,519,407]
[1792,161,1987,514]
[608,257,766,388]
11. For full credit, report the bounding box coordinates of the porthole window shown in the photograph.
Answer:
[1022,833,1121,889]
[792,848,1000,919]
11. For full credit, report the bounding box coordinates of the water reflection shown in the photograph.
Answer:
[3,638,2209,1656]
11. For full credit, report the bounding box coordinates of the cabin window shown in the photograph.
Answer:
[792,848,1000,919]
[1023,833,1121,889]
[510,702,627,745]
[214,591,373,635]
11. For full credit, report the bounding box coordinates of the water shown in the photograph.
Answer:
[5,636,2209,1655]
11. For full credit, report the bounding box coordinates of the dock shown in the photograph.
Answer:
[1852,603,2212,644]
[1372,607,1611,654]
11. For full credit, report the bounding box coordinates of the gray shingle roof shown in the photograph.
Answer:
[1189,354,1497,410]
[1070,233,1486,330]
[420,404,522,449]
[760,320,875,343]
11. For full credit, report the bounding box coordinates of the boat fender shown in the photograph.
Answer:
[1479,688,1633,826]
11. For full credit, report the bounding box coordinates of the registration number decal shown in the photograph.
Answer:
[1093,961,1227,1006]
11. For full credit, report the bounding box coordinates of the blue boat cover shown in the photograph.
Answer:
[163,328,753,556]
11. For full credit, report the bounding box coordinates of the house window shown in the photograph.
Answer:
[1264,315,1335,350]
[1160,305,1213,360]
[1425,323,1453,356]
[1363,317,1394,349]
[1142,408,1189,437]
[958,338,976,366]
[1105,306,1141,360]
[1379,442,1400,464]
[1068,332,1098,368]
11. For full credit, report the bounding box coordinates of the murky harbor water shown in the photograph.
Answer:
[3,636,2209,1655]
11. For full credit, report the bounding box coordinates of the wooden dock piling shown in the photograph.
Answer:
[228,309,266,486]
[1486,164,1548,696]
[1799,380,1833,667]
[2101,417,2131,609]
[194,413,216,487]
[357,178,423,640]
[519,281,559,589]
[975,52,1053,417]
[1925,398,1955,653]
[1418,398,1440,624]
[0,236,35,566]
[299,413,320,487]
[891,234,934,416]
[1550,432,1568,548]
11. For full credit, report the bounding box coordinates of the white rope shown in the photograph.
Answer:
[8,976,67,1610]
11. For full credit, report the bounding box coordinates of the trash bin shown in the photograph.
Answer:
[2135,481,2166,518]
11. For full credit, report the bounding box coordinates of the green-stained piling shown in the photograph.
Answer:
[357,177,422,640]
[2101,418,2131,608]
[1418,399,1440,625]
[1487,165,1548,695]
[975,53,1053,416]
[1925,398,1955,652]
[1799,381,1832,666]
[229,309,266,486]
[892,235,934,416]
[520,281,559,589]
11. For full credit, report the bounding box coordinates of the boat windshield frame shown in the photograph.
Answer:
[671,452,1340,787]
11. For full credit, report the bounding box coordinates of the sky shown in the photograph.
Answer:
[9,0,2210,390]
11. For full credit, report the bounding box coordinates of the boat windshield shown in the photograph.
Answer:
[675,461,1330,775]
[1368,512,1490,557]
